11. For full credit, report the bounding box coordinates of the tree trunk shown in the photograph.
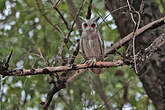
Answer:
[105,0,165,109]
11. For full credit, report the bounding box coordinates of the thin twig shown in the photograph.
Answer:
[127,0,136,24]
[66,0,82,33]
[35,0,61,32]
[100,5,128,25]
[52,0,61,8]
[126,0,141,73]
[5,50,13,69]
[132,12,141,73]
[38,48,49,66]
[66,69,87,84]
[52,42,66,66]
[48,0,71,30]
[68,42,80,64]
[98,78,133,110]
[111,5,128,14]
[52,0,86,66]
[93,6,112,30]
[54,7,70,30]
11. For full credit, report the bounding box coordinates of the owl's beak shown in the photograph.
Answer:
[86,27,94,32]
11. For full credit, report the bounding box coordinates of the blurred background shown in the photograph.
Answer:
[0,0,165,110]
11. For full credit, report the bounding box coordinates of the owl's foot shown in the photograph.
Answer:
[85,58,96,66]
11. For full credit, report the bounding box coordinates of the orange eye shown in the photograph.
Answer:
[83,23,88,28]
[91,23,96,28]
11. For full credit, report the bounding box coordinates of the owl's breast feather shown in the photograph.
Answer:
[88,39,93,48]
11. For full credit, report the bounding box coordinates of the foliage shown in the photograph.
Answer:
[0,0,160,110]
[157,0,165,13]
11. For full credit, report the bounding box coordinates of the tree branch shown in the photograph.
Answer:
[0,60,123,76]
[144,33,165,54]
[86,0,92,19]
[42,1,86,109]
[35,0,61,32]
[48,0,71,30]
[66,69,87,84]
[52,0,85,66]
[105,16,165,56]
[136,33,165,67]
[42,83,65,110]
[0,50,13,77]
[66,0,83,33]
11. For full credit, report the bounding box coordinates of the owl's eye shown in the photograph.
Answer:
[91,23,96,28]
[83,23,88,28]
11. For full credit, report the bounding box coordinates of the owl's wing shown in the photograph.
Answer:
[96,31,104,59]
[80,35,88,59]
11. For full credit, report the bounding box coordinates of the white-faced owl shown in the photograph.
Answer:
[80,17,104,74]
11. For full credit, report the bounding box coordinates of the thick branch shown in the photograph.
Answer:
[105,16,165,55]
[136,33,165,61]
[0,60,123,76]
[43,85,63,110]
[145,33,165,53]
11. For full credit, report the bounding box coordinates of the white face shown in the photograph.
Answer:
[82,20,97,32]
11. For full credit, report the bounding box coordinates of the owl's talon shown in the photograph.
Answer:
[84,60,90,64]
[85,58,96,66]
[91,58,96,65]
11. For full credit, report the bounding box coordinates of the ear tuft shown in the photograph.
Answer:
[93,17,100,22]
[79,16,86,22]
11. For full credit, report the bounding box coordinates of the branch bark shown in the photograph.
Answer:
[105,16,165,55]
[0,60,123,76]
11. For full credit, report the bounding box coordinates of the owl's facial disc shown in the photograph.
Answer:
[83,22,96,32]
[83,23,88,28]
[91,23,96,28]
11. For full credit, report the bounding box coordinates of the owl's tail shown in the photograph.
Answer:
[91,68,103,74]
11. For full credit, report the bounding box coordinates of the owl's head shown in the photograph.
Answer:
[80,17,100,32]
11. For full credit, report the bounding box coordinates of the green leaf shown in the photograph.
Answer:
[0,0,5,13]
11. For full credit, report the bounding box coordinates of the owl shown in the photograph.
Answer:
[80,17,104,74]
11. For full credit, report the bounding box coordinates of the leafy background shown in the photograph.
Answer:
[0,0,164,110]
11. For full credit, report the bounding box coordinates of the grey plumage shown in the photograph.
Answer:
[80,17,104,74]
